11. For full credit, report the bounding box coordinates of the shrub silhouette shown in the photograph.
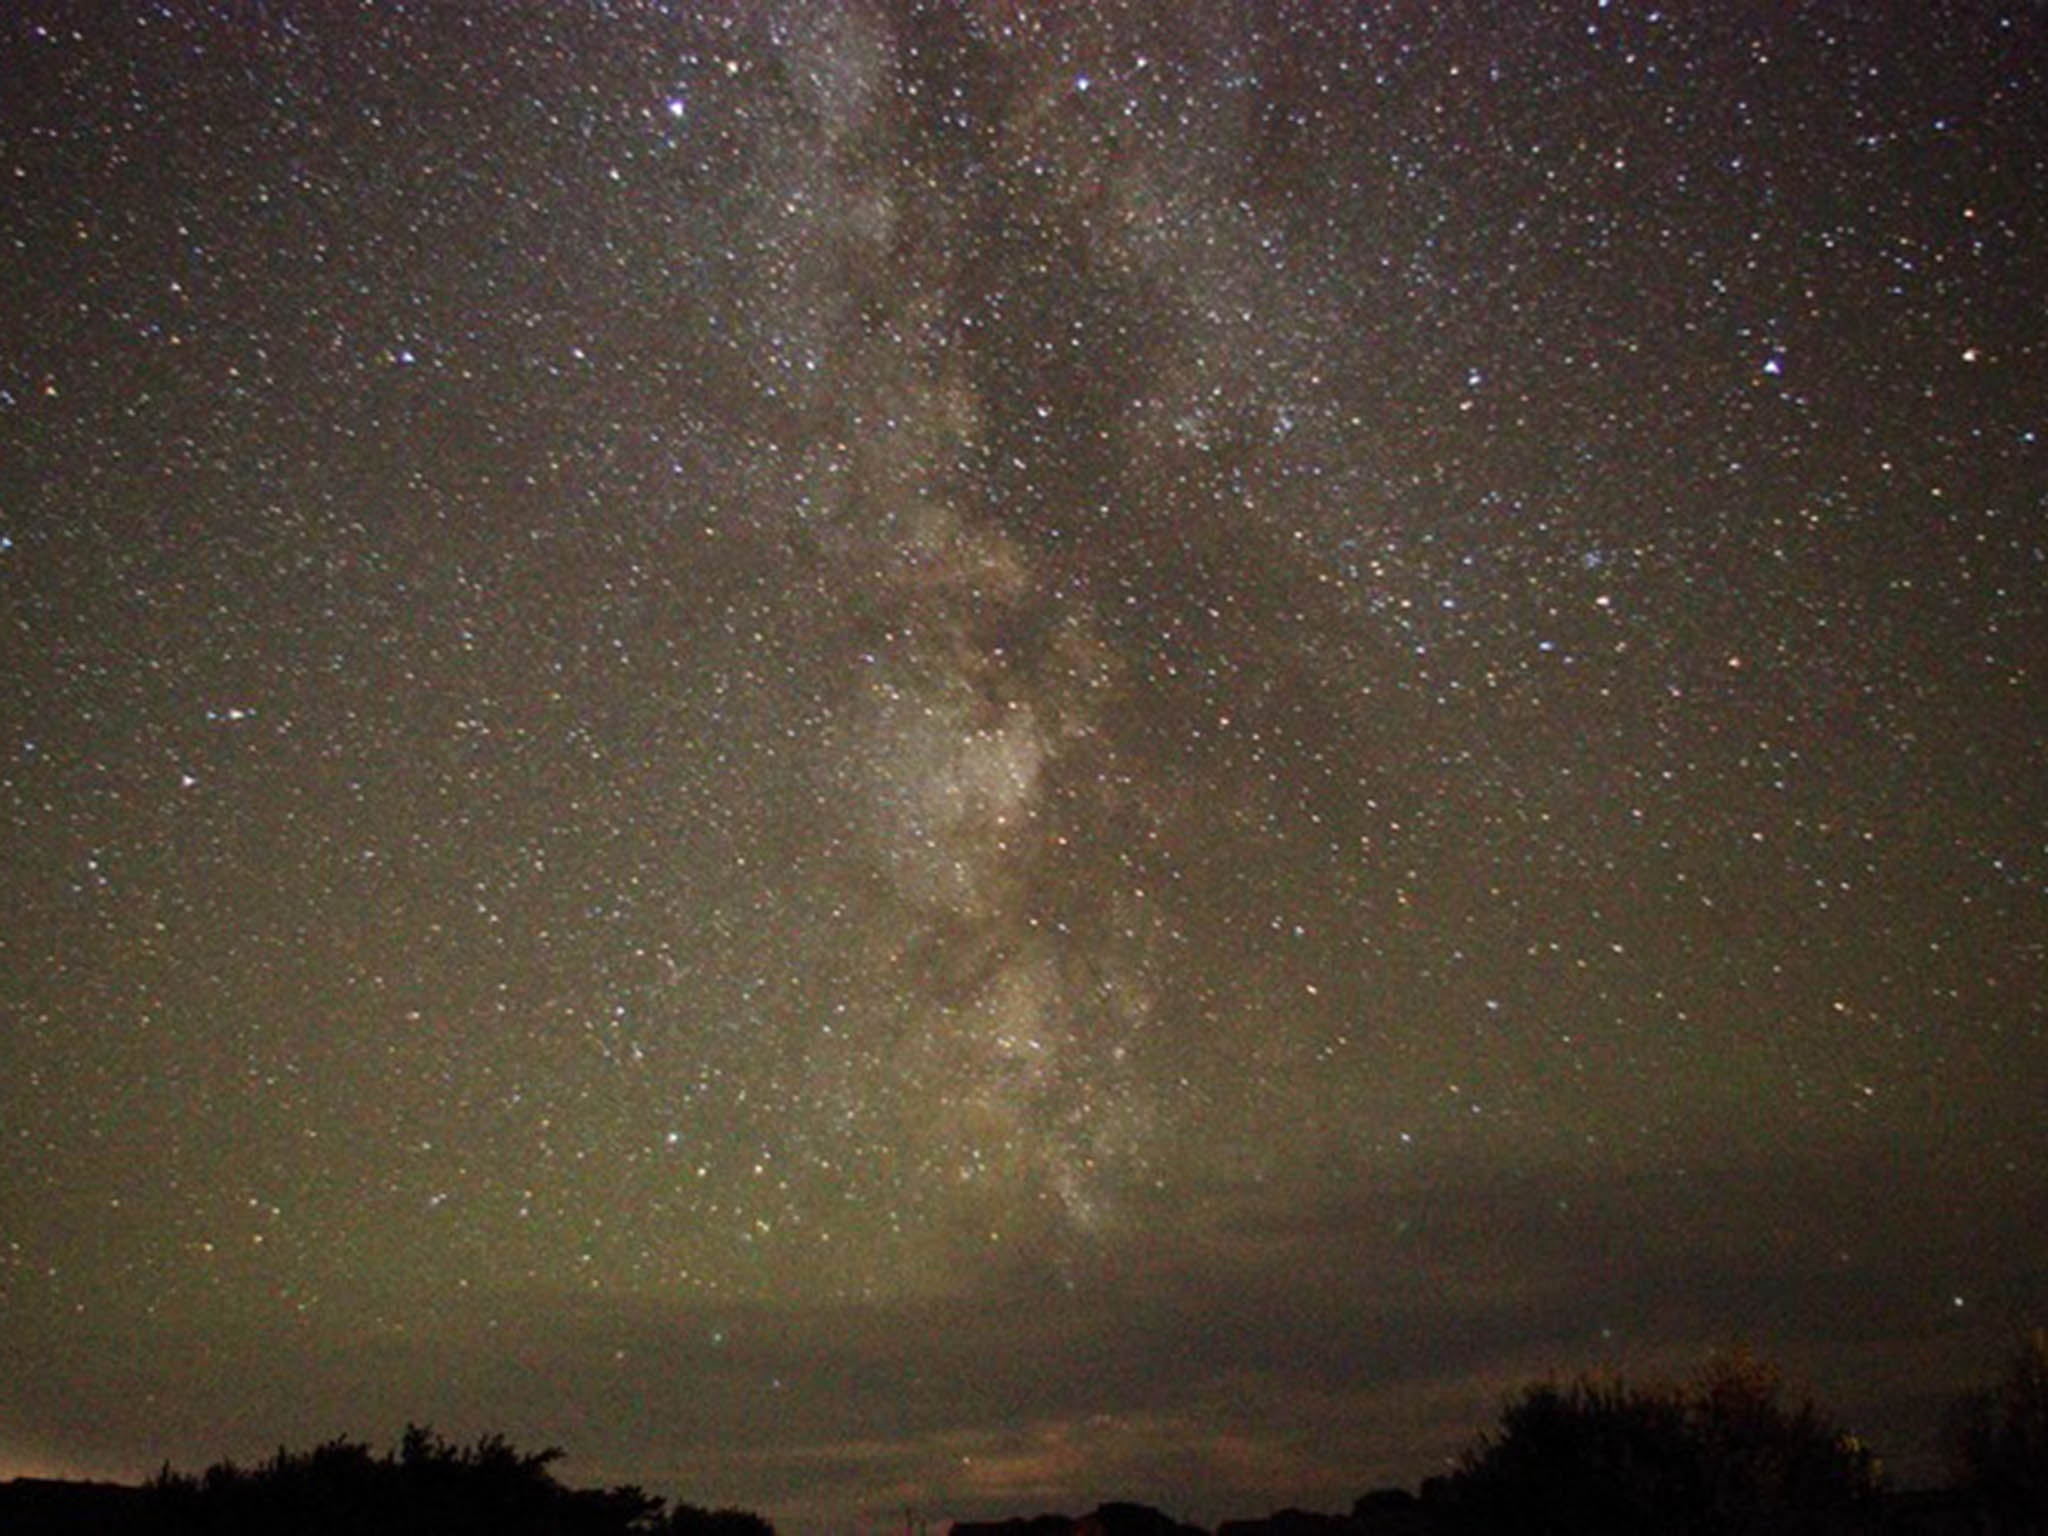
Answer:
[1949,1329,2048,1533]
[1441,1350,1879,1535]
[144,1425,709,1535]
[660,1503,777,1536]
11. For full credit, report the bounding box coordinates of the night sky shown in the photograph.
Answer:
[3,1,2044,1528]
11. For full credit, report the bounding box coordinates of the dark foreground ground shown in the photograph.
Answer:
[956,1491,2008,1536]
[0,1480,2012,1536]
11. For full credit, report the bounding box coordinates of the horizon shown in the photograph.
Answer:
[0,1278,2029,1530]
[0,1335,2023,1532]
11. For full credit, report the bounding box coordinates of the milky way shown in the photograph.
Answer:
[2,2,2043,1528]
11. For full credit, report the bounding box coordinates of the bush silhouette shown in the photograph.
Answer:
[1950,1329,2048,1533]
[144,1425,708,1535]
[660,1503,777,1536]
[1441,1350,1879,1535]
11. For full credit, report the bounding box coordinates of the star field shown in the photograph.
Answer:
[2,2,2043,1528]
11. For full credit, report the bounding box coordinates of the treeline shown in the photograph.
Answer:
[1380,1334,2047,1535]
[0,1424,769,1536]
[965,1334,2048,1536]
[3,1333,2041,1536]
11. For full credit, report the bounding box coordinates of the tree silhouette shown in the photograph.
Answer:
[1950,1329,2048,1533]
[143,1425,701,1535]
[1441,1350,1879,1535]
